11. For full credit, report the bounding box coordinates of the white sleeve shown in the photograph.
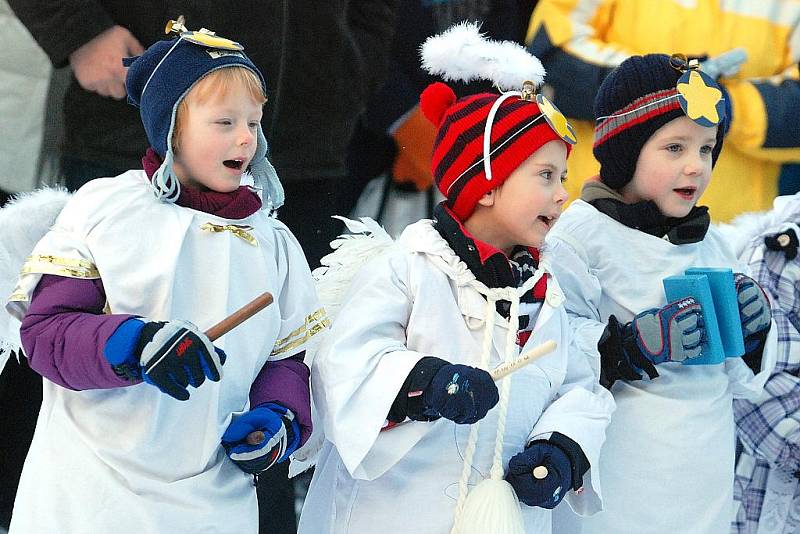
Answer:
[528,313,615,516]
[546,234,608,378]
[268,224,327,361]
[311,250,434,480]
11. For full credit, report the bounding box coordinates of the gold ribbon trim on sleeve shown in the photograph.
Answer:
[271,308,331,356]
[20,255,100,279]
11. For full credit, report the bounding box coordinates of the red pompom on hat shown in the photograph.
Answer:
[420,82,457,127]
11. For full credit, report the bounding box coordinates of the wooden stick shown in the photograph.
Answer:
[204,292,274,341]
[246,430,266,446]
[489,340,557,381]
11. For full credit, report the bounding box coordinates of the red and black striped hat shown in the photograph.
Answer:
[593,53,726,190]
[420,82,571,221]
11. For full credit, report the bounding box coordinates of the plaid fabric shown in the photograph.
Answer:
[733,213,800,533]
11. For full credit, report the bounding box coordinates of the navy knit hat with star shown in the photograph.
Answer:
[593,53,727,190]
[125,32,284,209]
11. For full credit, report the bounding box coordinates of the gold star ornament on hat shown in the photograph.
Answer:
[536,94,578,145]
[676,68,726,127]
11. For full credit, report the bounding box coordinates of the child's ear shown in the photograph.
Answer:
[477,189,496,207]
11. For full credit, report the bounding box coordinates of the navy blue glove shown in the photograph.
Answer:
[507,441,573,509]
[105,318,226,401]
[734,273,772,344]
[222,403,300,474]
[422,364,499,424]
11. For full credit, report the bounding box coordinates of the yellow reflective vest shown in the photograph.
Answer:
[527,0,800,221]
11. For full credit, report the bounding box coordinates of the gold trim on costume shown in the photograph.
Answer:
[271,308,330,356]
[200,223,258,246]
[20,255,100,279]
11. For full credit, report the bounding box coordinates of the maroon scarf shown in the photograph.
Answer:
[142,148,262,219]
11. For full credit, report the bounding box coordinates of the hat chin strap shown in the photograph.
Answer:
[483,91,520,182]
[250,127,284,212]
[152,150,181,203]
[151,126,284,212]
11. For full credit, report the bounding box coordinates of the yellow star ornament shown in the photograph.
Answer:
[676,71,724,126]
[536,94,577,145]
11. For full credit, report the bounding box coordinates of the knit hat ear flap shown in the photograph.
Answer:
[420,82,457,126]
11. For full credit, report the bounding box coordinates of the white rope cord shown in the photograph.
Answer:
[489,289,519,480]
[450,294,497,534]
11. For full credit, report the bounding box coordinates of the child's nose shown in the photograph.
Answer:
[555,182,569,203]
[238,126,255,145]
[683,154,704,175]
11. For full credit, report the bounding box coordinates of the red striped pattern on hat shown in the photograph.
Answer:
[594,88,681,148]
[432,92,567,220]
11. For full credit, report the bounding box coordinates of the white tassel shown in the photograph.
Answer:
[421,21,545,90]
[458,479,525,534]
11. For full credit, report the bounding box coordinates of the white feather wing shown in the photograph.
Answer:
[312,216,396,323]
[289,216,396,477]
[421,21,545,89]
[0,187,71,372]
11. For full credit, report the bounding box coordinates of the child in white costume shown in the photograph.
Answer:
[546,53,778,533]
[298,25,614,534]
[5,25,325,534]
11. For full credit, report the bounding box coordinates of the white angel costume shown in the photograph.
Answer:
[546,199,778,534]
[5,171,326,534]
[298,218,615,534]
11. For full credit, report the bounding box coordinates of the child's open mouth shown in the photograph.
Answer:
[538,215,556,228]
[673,187,696,200]
[223,159,244,170]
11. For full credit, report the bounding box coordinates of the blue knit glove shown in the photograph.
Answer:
[222,403,300,474]
[104,318,226,401]
[507,441,573,509]
[422,364,499,424]
[734,273,772,344]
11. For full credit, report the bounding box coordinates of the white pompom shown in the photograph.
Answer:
[455,479,525,534]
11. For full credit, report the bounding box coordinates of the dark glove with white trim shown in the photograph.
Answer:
[104,318,226,400]
[222,403,300,474]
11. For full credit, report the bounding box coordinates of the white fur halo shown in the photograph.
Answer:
[420,21,545,90]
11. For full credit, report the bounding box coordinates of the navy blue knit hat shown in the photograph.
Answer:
[125,30,284,209]
[593,54,727,190]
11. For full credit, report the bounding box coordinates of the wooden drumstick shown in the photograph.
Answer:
[204,292,274,341]
[489,340,557,381]
[246,431,266,446]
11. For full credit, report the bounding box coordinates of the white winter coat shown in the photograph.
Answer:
[298,218,615,534]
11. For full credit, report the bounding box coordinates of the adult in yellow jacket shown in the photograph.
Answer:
[527,0,800,221]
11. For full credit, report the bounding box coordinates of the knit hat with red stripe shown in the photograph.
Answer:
[421,82,571,221]
[593,53,725,190]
